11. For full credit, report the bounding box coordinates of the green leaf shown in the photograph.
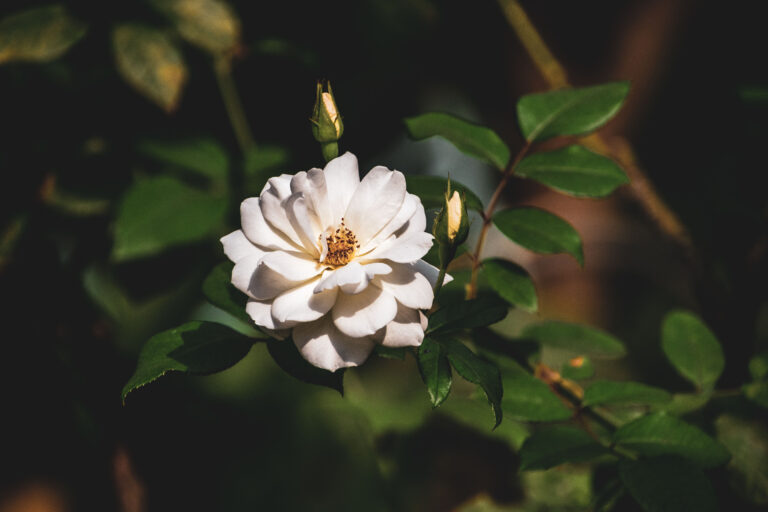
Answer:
[417,337,452,407]
[659,392,712,415]
[202,262,262,330]
[481,258,537,312]
[501,371,572,422]
[405,175,483,212]
[661,310,724,391]
[493,207,584,265]
[583,380,672,407]
[561,356,595,380]
[152,0,241,55]
[613,412,731,468]
[113,24,187,112]
[522,321,626,359]
[404,112,510,169]
[749,352,768,381]
[715,414,768,505]
[519,426,610,470]
[441,338,502,427]
[0,5,86,64]
[516,145,629,197]
[743,381,768,409]
[619,456,717,512]
[113,175,227,261]
[428,297,508,334]
[137,138,229,182]
[373,345,407,360]
[517,82,630,142]
[122,321,253,402]
[266,338,343,394]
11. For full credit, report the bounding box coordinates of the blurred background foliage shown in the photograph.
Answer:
[1,0,767,510]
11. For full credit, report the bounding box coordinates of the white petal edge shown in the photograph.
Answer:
[240,198,299,251]
[271,278,338,324]
[413,259,453,287]
[375,305,427,348]
[221,230,263,263]
[360,231,434,264]
[374,262,434,310]
[323,152,360,226]
[314,261,392,295]
[332,284,398,337]
[293,315,375,372]
[344,166,407,246]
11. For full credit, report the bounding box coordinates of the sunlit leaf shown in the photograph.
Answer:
[122,321,253,402]
[417,337,452,407]
[619,456,717,512]
[441,337,502,427]
[267,338,344,395]
[113,175,227,261]
[404,112,510,169]
[405,175,484,212]
[561,356,594,380]
[493,207,583,265]
[152,0,240,55]
[522,321,626,359]
[661,310,724,391]
[517,82,630,142]
[519,426,610,470]
[113,24,187,112]
[481,258,537,312]
[428,297,508,334]
[516,145,628,197]
[583,380,672,407]
[501,368,572,422]
[0,5,86,65]
[613,412,731,468]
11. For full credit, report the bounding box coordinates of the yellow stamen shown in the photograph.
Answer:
[323,220,357,266]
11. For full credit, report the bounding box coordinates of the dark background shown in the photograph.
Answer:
[1,0,766,510]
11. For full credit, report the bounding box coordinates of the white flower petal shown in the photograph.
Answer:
[291,168,333,231]
[284,193,321,258]
[293,315,375,371]
[259,192,306,249]
[261,174,293,199]
[246,251,322,300]
[413,260,453,288]
[344,166,407,245]
[231,254,262,299]
[246,298,297,330]
[271,278,338,324]
[332,284,398,337]
[314,261,392,295]
[323,152,360,226]
[374,262,434,309]
[360,231,434,263]
[375,305,426,348]
[359,193,422,253]
[220,230,263,263]
[240,198,299,251]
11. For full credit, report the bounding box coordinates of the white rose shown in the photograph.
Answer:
[220,152,448,371]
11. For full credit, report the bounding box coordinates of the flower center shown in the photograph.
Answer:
[322,218,359,266]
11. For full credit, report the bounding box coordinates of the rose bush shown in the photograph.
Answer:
[221,152,446,371]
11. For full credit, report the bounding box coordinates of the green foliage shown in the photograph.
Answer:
[613,412,730,468]
[122,321,254,402]
[619,456,717,512]
[582,380,672,407]
[427,297,508,334]
[373,345,407,360]
[405,175,484,212]
[493,207,584,265]
[266,338,344,394]
[519,426,610,470]
[517,82,630,142]
[515,145,629,197]
[112,24,187,112]
[113,175,227,261]
[481,258,537,312]
[522,321,626,358]
[417,337,452,407]
[137,137,229,183]
[715,414,768,505]
[561,356,595,380]
[500,367,572,421]
[404,112,510,169]
[440,337,503,427]
[202,262,262,329]
[0,5,86,64]
[661,310,725,391]
[152,0,241,55]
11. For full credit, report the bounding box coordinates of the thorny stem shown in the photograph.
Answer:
[496,0,693,253]
[214,56,255,154]
[467,142,531,299]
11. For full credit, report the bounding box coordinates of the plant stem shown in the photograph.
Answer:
[433,265,447,302]
[495,0,693,253]
[213,56,255,154]
[467,142,531,299]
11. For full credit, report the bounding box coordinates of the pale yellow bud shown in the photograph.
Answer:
[447,191,462,241]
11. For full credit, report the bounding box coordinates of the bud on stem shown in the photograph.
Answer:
[431,179,469,300]
[311,81,344,162]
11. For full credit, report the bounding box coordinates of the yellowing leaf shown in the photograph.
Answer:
[153,0,241,55]
[0,5,86,64]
